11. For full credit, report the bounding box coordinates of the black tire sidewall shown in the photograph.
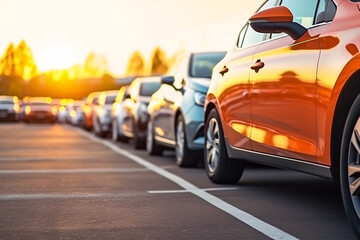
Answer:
[204,108,243,184]
[176,115,197,167]
[340,94,360,238]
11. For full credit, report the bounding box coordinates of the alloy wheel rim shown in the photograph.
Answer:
[348,118,360,218]
[176,120,184,163]
[206,118,220,173]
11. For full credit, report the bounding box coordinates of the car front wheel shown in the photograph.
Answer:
[204,108,244,184]
[112,119,119,142]
[175,115,199,167]
[146,119,163,156]
[340,94,360,238]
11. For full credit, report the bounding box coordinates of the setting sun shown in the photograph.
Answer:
[38,41,79,71]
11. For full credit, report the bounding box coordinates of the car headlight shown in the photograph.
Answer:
[25,106,31,115]
[194,92,206,106]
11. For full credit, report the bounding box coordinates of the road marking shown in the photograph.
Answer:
[148,187,240,194]
[0,192,146,201]
[77,128,299,240]
[0,168,149,174]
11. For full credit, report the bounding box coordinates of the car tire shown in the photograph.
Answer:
[340,94,360,238]
[94,118,105,138]
[112,119,119,142]
[133,122,145,149]
[175,115,199,167]
[204,108,244,184]
[146,119,164,156]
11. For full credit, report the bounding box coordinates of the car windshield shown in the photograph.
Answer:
[139,81,161,97]
[190,52,226,78]
[105,95,116,104]
[0,100,13,104]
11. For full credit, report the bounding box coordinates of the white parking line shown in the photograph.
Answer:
[148,187,240,194]
[0,168,149,174]
[76,129,299,240]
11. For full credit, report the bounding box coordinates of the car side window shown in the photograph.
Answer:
[271,0,325,39]
[238,0,278,48]
[280,0,319,28]
[314,0,336,24]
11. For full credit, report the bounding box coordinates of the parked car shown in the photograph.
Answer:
[0,95,20,122]
[121,76,161,149]
[146,52,225,167]
[82,92,100,131]
[67,100,84,126]
[204,0,360,236]
[111,86,130,142]
[19,97,30,122]
[56,99,72,123]
[23,97,56,123]
[93,90,118,137]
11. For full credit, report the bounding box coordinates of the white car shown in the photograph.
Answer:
[111,86,130,142]
[93,90,118,137]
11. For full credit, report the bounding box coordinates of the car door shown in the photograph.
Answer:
[249,0,327,162]
[122,80,139,137]
[216,0,278,151]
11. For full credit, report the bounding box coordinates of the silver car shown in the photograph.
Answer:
[0,96,20,122]
[111,86,130,142]
[146,52,225,167]
[93,90,118,137]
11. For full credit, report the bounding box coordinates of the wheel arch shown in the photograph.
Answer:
[174,108,184,136]
[331,69,360,181]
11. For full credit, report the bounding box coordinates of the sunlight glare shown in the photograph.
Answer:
[39,42,79,71]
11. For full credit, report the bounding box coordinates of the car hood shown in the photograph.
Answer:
[189,78,211,94]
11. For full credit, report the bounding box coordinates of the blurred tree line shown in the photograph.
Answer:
[0,40,176,100]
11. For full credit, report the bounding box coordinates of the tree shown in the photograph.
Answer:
[0,41,37,80]
[15,40,37,80]
[0,43,16,76]
[83,52,109,78]
[150,47,168,75]
[126,50,145,76]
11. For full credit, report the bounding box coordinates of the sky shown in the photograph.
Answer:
[0,0,263,76]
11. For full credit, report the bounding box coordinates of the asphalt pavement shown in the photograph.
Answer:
[0,123,357,240]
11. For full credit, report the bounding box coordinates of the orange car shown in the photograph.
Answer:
[82,91,100,131]
[204,0,360,236]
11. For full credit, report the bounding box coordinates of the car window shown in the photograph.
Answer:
[280,0,318,28]
[105,95,116,104]
[139,81,161,97]
[190,52,225,79]
[0,100,13,104]
[314,0,336,24]
[239,0,278,48]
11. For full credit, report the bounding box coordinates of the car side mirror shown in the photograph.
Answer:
[161,76,175,86]
[249,6,307,40]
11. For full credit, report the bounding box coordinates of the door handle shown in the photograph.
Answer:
[219,66,229,76]
[251,59,265,73]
